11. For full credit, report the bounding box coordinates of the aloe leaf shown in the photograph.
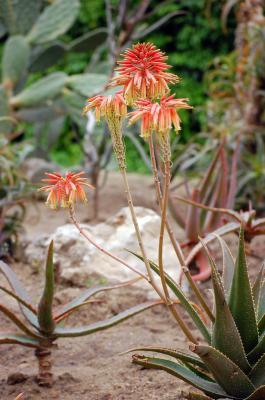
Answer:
[244,386,265,400]
[37,241,55,335]
[54,301,161,338]
[0,261,39,328]
[248,333,265,364]
[2,35,30,87]
[55,277,140,320]
[0,285,36,314]
[201,242,250,372]
[0,304,41,339]
[258,313,265,335]
[0,333,39,348]
[252,264,264,312]
[214,235,235,299]
[125,346,207,370]
[27,0,80,44]
[191,344,255,398]
[185,222,240,266]
[229,229,259,353]
[249,353,265,387]
[132,355,229,398]
[186,189,200,242]
[129,250,211,343]
[258,282,265,320]
[69,28,108,52]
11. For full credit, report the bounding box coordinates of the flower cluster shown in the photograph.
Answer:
[39,172,93,209]
[84,42,192,141]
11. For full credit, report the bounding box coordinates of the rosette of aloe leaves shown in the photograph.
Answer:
[130,229,265,400]
[0,241,160,387]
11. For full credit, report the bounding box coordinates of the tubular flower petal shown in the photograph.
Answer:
[128,95,192,139]
[110,43,179,104]
[83,91,127,169]
[39,172,93,209]
[83,90,127,122]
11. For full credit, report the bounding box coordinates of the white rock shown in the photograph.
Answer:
[25,207,182,294]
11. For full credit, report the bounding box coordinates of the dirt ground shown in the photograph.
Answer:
[0,172,264,400]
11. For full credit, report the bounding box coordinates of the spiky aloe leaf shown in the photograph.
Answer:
[54,301,161,338]
[27,0,80,44]
[125,346,207,370]
[201,242,250,372]
[37,241,55,335]
[10,72,67,107]
[215,235,235,299]
[244,386,265,400]
[129,251,211,343]
[249,353,265,387]
[252,263,264,313]
[29,42,67,72]
[55,277,140,320]
[66,73,108,97]
[0,304,40,339]
[2,35,30,87]
[0,333,39,348]
[191,344,255,398]
[69,28,108,52]
[258,282,265,321]
[0,260,39,328]
[0,0,42,35]
[132,355,229,398]
[248,333,265,365]
[229,229,258,353]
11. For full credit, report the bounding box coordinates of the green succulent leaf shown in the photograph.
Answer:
[229,229,259,353]
[54,301,161,338]
[215,235,235,299]
[258,313,265,335]
[66,73,108,97]
[132,355,229,398]
[0,285,36,314]
[0,333,39,348]
[244,386,265,400]
[249,353,265,387]
[258,282,265,321]
[0,260,39,328]
[129,250,211,343]
[191,344,255,398]
[0,304,41,339]
[0,0,42,35]
[27,0,80,44]
[2,35,30,87]
[248,332,265,365]
[37,241,55,335]
[10,72,67,107]
[125,346,207,370]
[29,42,67,72]
[252,264,264,313]
[0,85,12,133]
[201,242,250,372]
[55,278,140,320]
[69,28,108,52]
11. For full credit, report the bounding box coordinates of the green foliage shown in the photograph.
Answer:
[0,243,160,385]
[131,230,265,399]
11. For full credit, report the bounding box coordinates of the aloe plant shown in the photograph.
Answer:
[131,229,265,399]
[0,241,160,387]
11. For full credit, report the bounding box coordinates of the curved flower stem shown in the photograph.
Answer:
[68,204,147,280]
[157,134,198,343]
[149,136,214,323]
[119,166,165,301]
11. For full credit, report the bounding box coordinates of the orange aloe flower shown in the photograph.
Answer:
[110,43,179,104]
[83,90,127,122]
[128,95,192,139]
[39,172,93,209]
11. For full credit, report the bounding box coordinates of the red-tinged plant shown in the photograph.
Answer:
[130,230,265,400]
[0,241,160,387]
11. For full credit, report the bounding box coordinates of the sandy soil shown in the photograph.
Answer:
[0,172,264,400]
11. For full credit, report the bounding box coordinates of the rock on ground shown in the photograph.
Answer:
[24,207,182,292]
